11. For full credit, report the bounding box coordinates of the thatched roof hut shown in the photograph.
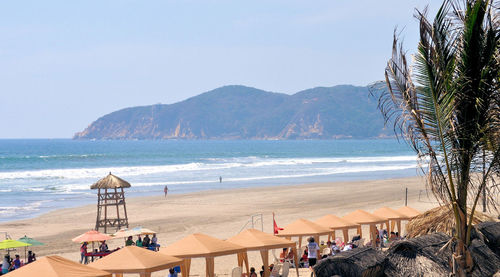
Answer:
[313,247,385,277]
[384,233,450,277]
[90,173,131,189]
[406,205,494,238]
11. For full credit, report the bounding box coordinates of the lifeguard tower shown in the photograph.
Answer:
[91,173,130,233]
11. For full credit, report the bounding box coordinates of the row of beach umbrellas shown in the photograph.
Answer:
[275,206,421,248]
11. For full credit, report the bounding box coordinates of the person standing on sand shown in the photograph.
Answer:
[306,237,320,273]
[164,185,168,198]
[80,242,88,264]
[219,176,222,183]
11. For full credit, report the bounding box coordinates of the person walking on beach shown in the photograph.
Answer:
[164,185,168,198]
[219,176,222,183]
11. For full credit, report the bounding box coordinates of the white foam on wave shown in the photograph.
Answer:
[0,155,418,182]
[0,201,49,217]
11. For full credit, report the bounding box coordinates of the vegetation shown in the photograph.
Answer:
[372,0,499,275]
[74,85,390,140]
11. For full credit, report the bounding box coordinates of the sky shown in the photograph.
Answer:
[0,0,440,138]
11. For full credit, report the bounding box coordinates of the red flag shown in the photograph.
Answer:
[273,212,283,235]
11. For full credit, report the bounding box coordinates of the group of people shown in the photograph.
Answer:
[374,227,403,247]
[0,251,36,274]
[80,240,118,264]
[125,234,160,251]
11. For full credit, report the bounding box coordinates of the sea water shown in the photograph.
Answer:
[0,139,418,222]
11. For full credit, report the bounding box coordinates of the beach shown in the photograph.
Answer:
[0,176,439,276]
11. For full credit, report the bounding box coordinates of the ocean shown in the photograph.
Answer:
[0,139,418,222]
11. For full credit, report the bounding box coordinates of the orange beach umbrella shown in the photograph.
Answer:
[72,230,113,243]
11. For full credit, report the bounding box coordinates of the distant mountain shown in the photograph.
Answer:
[73,85,392,140]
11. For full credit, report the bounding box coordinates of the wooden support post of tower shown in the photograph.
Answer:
[91,172,131,234]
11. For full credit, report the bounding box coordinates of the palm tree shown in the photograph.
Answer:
[371,0,499,275]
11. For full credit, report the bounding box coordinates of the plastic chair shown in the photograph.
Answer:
[231,266,242,277]
[270,264,281,277]
[281,262,290,277]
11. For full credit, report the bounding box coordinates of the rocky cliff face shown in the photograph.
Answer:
[74,85,391,140]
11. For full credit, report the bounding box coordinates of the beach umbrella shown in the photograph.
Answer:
[372,207,406,233]
[0,239,31,250]
[396,206,422,220]
[18,236,44,246]
[342,210,388,247]
[314,214,360,242]
[227,229,299,277]
[72,230,113,243]
[112,228,134,239]
[89,246,183,277]
[132,226,156,235]
[4,255,112,277]
[113,226,156,238]
[275,218,332,249]
[160,233,248,277]
[18,235,44,262]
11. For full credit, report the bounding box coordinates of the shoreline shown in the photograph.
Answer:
[0,176,439,276]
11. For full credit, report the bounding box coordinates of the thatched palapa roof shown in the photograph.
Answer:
[406,205,494,238]
[91,173,131,190]
[314,247,385,277]
[385,232,500,277]
[384,233,450,276]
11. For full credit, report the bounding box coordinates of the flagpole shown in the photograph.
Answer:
[272,212,275,235]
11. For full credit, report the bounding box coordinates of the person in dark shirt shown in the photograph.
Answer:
[143,235,151,247]
[27,251,36,263]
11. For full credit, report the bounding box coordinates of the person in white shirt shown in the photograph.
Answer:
[306,237,320,268]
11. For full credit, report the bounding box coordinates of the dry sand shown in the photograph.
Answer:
[0,176,440,276]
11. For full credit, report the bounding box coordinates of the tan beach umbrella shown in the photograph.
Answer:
[112,227,156,238]
[314,214,360,242]
[4,255,111,277]
[275,218,332,249]
[373,207,406,233]
[89,246,183,277]
[396,206,422,220]
[160,233,248,277]
[342,209,388,247]
[227,229,299,277]
[90,173,131,189]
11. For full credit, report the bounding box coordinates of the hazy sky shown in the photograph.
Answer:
[1,0,440,138]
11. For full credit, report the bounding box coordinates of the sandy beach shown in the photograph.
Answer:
[0,176,439,276]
